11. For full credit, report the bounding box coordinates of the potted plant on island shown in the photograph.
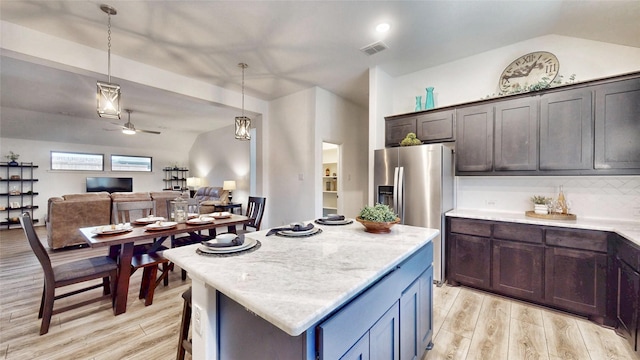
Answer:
[531,195,550,215]
[5,151,19,166]
[356,203,401,234]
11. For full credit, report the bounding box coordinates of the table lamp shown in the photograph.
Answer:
[223,180,236,203]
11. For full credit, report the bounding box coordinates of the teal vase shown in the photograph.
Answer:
[425,87,435,109]
[415,96,422,111]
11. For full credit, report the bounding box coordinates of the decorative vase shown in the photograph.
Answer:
[8,160,18,166]
[415,96,422,111]
[425,87,435,109]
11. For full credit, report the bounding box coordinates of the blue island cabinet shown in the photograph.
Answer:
[318,243,434,360]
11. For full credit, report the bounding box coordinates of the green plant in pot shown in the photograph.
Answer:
[531,195,550,215]
[5,151,19,166]
[400,132,421,146]
[356,203,400,234]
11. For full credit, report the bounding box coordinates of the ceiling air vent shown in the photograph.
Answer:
[360,41,388,56]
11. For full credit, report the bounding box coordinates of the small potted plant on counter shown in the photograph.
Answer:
[531,195,550,214]
[356,203,401,234]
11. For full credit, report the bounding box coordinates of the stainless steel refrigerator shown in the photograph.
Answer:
[374,144,454,284]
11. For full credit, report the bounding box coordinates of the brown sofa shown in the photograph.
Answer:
[46,191,183,249]
[194,187,229,213]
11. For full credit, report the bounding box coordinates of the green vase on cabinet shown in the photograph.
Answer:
[425,87,435,109]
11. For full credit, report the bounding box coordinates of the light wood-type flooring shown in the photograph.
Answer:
[1,227,637,359]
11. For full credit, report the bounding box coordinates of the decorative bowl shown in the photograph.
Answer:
[355,217,401,234]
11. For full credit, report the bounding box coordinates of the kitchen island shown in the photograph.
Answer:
[163,221,439,360]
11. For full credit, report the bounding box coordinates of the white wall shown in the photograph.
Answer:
[371,35,640,222]
[189,125,251,206]
[315,88,369,219]
[266,88,316,226]
[390,35,640,114]
[0,137,188,225]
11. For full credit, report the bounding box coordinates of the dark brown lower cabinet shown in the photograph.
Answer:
[449,233,491,288]
[615,236,640,354]
[544,247,607,321]
[492,240,544,302]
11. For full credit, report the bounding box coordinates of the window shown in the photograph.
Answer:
[111,155,152,172]
[51,151,104,171]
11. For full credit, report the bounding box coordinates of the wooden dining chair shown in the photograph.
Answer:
[112,200,171,306]
[176,286,193,360]
[19,213,117,335]
[236,196,266,235]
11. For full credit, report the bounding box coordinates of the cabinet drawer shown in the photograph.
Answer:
[545,228,608,253]
[617,236,640,271]
[494,223,543,244]
[450,218,492,237]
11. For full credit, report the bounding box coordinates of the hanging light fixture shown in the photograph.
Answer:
[96,4,121,119]
[235,63,251,140]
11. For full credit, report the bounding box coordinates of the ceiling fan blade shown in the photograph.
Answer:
[136,129,161,135]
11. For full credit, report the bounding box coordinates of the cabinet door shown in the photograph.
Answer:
[594,78,640,170]
[455,105,494,172]
[494,97,538,171]
[416,110,454,143]
[492,240,544,302]
[386,117,417,147]
[449,233,491,289]
[545,247,607,316]
[340,333,370,360]
[417,266,433,353]
[539,88,593,170]
[616,258,640,352]
[400,280,419,360]
[370,302,400,360]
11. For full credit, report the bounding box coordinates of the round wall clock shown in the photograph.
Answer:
[499,51,559,93]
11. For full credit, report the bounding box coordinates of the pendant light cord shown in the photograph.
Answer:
[107,13,112,83]
[241,64,245,117]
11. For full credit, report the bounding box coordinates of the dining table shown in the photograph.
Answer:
[79,214,250,315]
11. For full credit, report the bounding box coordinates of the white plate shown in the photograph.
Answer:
[92,225,133,235]
[278,227,319,236]
[211,212,232,219]
[198,237,257,254]
[186,216,215,225]
[317,218,353,225]
[134,216,165,224]
[144,221,178,231]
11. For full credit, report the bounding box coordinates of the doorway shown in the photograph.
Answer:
[322,142,340,216]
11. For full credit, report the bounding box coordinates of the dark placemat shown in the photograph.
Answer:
[314,219,353,226]
[276,228,323,238]
[196,240,261,257]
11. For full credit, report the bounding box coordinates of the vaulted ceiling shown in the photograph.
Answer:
[1,0,639,148]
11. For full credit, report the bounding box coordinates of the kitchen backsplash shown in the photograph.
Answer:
[456,176,640,222]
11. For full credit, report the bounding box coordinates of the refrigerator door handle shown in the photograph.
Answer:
[397,166,404,223]
[393,167,399,212]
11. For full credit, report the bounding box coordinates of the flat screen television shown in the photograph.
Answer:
[86,177,133,193]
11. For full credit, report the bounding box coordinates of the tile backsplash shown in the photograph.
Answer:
[456,176,640,222]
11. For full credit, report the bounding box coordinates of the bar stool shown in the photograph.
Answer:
[177,287,192,360]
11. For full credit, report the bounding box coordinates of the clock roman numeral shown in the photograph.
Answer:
[545,63,557,73]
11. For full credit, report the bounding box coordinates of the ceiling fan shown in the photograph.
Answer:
[105,109,161,135]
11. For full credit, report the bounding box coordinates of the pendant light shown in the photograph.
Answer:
[96,4,121,119]
[235,63,251,140]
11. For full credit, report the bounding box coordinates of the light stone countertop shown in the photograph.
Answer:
[163,221,439,336]
[446,209,640,246]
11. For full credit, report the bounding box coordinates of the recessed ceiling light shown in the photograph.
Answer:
[376,23,390,33]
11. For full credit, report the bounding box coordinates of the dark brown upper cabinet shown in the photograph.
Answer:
[455,105,494,172]
[595,78,640,170]
[494,97,538,171]
[539,88,593,171]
